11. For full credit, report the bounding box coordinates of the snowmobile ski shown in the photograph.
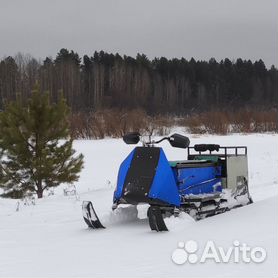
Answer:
[147,206,168,232]
[82,201,105,229]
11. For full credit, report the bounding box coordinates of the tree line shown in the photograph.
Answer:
[0,49,277,114]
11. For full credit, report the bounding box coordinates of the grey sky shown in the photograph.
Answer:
[0,0,277,67]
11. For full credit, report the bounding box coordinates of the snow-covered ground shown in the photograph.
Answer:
[0,133,277,277]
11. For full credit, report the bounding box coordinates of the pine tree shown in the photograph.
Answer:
[0,85,84,198]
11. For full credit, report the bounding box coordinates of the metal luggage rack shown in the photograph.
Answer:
[187,145,247,159]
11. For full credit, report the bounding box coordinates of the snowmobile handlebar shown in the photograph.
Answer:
[123,132,190,149]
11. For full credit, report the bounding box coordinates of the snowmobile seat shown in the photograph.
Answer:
[193,155,219,163]
[169,160,192,167]
[169,160,217,168]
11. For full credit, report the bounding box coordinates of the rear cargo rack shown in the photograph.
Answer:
[187,146,247,159]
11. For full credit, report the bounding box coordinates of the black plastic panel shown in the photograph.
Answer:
[121,147,160,204]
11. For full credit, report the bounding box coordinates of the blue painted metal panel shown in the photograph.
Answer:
[175,165,222,195]
[180,178,222,195]
[113,149,135,201]
[148,149,180,206]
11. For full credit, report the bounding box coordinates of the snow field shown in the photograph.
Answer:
[0,133,277,277]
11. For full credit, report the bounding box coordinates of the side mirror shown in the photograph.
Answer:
[123,132,140,145]
[169,133,190,149]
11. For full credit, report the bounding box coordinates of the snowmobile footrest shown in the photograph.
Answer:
[148,206,168,232]
[82,201,105,229]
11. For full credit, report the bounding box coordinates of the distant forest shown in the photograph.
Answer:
[0,48,277,114]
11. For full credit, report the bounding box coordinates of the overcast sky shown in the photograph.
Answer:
[0,0,277,67]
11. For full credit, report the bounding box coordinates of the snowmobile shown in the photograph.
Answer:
[82,133,253,232]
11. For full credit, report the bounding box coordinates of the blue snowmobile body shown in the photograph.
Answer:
[113,146,222,208]
[82,133,252,232]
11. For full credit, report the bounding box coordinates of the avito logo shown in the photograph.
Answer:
[172,240,267,264]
